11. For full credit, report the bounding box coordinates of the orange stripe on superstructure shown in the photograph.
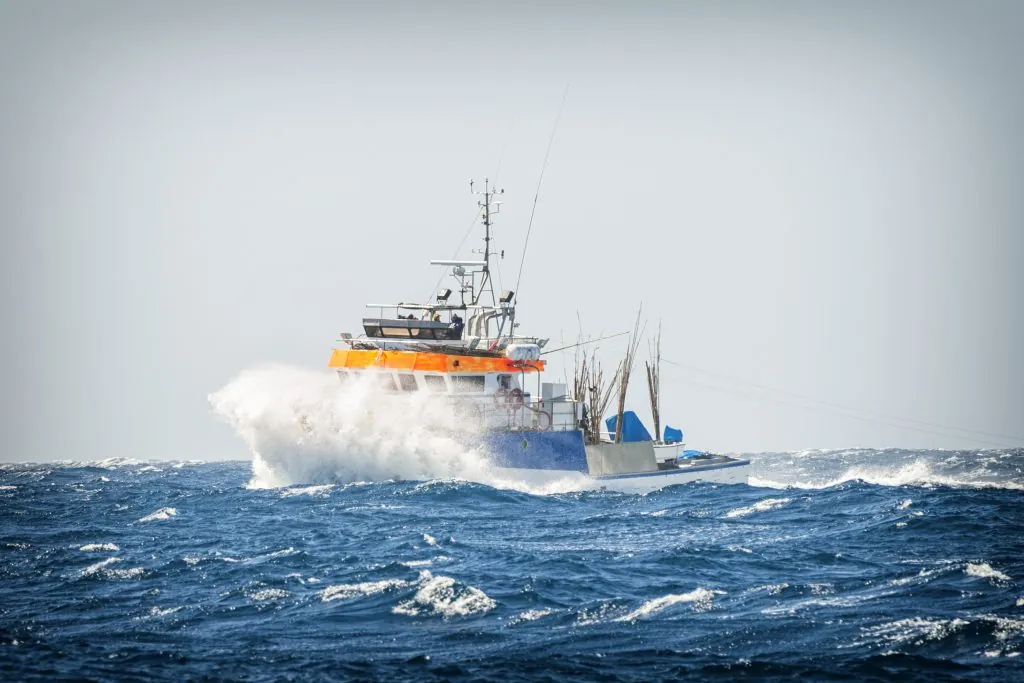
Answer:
[327,349,544,373]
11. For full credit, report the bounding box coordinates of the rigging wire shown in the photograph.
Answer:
[514,84,569,301]
[662,358,1022,447]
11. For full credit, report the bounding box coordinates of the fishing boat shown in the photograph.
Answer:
[327,180,750,493]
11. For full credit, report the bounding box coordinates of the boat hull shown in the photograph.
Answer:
[482,429,749,493]
[496,459,749,493]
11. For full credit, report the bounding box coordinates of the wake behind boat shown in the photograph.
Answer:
[328,179,749,493]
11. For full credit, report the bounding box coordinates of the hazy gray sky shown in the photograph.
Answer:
[2,0,1021,461]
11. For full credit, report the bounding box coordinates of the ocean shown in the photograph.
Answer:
[2,448,1021,681]
[1,368,1022,681]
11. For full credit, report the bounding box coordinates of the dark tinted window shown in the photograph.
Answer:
[398,373,419,391]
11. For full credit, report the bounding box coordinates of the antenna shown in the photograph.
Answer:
[469,177,504,306]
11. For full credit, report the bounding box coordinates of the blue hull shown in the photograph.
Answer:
[483,430,589,472]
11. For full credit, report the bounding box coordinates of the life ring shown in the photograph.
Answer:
[493,388,509,405]
[508,388,524,410]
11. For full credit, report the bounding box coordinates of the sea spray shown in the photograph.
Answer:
[209,364,499,488]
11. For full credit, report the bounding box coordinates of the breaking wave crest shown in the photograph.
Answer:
[748,448,1024,490]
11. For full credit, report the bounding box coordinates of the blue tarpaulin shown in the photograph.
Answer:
[605,411,653,443]
[680,449,707,459]
[663,425,683,444]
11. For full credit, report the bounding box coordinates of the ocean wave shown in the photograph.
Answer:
[79,543,119,552]
[320,579,410,602]
[392,571,496,618]
[137,507,177,523]
[965,562,1011,583]
[725,497,791,518]
[79,557,145,580]
[614,589,723,621]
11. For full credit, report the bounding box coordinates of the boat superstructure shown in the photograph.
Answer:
[329,179,749,492]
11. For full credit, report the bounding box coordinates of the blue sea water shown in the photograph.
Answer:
[1,448,1022,681]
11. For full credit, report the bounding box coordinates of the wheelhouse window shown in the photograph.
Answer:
[397,373,419,392]
[423,375,448,393]
[376,373,397,392]
[451,375,485,394]
[336,370,350,383]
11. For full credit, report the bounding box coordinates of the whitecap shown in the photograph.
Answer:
[0,485,17,491]
[859,617,969,646]
[511,608,552,624]
[250,588,290,602]
[966,562,1011,582]
[147,606,181,618]
[422,534,439,547]
[897,499,913,510]
[137,507,177,523]
[392,571,495,618]
[725,497,791,519]
[614,589,723,622]
[80,543,119,552]
[400,559,435,568]
[320,579,410,602]
[281,485,335,497]
[80,557,145,580]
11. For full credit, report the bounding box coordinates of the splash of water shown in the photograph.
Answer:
[209,364,570,491]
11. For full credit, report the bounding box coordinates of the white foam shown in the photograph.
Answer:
[422,534,439,547]
[209,364,588,494]
[250,588,290,601]
[401,559,435,568]
[750,452,1024,491]
[320,579,410,602]
[80,543,119,552]
[1017,597,1024,607]
[0,485,17,491]
[281,485,335,497]
[725,497,791,519]
[615,589,723,622]
[392,571,496,618]
[897,499,913,510]
[966,562,1011,582]
[511,608,552,624]
[147,606,181,618]
[137,507,177,523]
[80,557,145,580]
[751,583,789,596]
[860,617,969,647]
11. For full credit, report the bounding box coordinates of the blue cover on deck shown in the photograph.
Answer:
[604,411,653,443]
[680,449,706,459]
[483,430,589,472]
[663,425,683,444]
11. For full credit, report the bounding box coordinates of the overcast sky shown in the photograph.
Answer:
[2,0,1021,462]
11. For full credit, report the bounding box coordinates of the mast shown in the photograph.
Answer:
[469,178,503,306]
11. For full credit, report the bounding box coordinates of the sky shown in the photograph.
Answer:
[1,0,1021,461]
